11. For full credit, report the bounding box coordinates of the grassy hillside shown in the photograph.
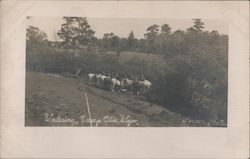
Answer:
[25,71,187,127]
[118,51,165,64]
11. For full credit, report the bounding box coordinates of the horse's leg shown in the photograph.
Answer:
[97,79,100,87]
[94,79,97,86]
[111,84,115,92]
[98,80,101,88]
[100,80,103,88]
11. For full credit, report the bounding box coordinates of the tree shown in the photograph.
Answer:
[192,19,205,32]
[103,33,120,51]
[57,17,95,75]
[103,33,114,50]
[144,24,159,53]
[26,26,48,54]
[166,29,186,56]
[210,30,219,37]
[26,26,50,71]
[160,24,171,35]
[57,17,73,50]
[159,24,172,54]
[110,35,120,51]
[144,24,159,40]
[57,17,95,57]
[27,26,47,42]
[127,30,135,50]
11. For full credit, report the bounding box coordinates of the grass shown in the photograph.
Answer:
[25,71,187,127]
[118,51,166,64]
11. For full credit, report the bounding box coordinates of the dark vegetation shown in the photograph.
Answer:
[26,17,228,123]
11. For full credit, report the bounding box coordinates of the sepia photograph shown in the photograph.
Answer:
[25,17,228,127]
[1,1,249,158]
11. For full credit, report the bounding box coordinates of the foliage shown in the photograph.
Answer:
[144,24,160,53]
[192,18,205,32]
[161,24,171,35]
[26,26,48,55]
[102,33,121,51]
[26,18,228,123]
[127,31,136,50]
[146,29,228,121]
[57,17,96,56]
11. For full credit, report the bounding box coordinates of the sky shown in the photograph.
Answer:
[27,17,228,41]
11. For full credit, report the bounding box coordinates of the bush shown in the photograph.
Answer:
[146,32,228,122]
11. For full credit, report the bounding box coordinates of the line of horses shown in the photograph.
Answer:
[87,73,152,95]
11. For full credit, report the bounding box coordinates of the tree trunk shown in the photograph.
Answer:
[73,40,81,77]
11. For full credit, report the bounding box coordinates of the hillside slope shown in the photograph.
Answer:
[118,51,165,64]
[25,71,184,127]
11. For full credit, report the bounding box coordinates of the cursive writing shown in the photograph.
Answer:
[43,113,139,127]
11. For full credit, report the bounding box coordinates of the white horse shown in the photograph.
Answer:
[111,78,121,91]
[95,74,103,87]
[142,80,152,89]
[88,73,95,85]
[138,80,152,94]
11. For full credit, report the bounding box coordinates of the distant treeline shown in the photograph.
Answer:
[26,17,228,124]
